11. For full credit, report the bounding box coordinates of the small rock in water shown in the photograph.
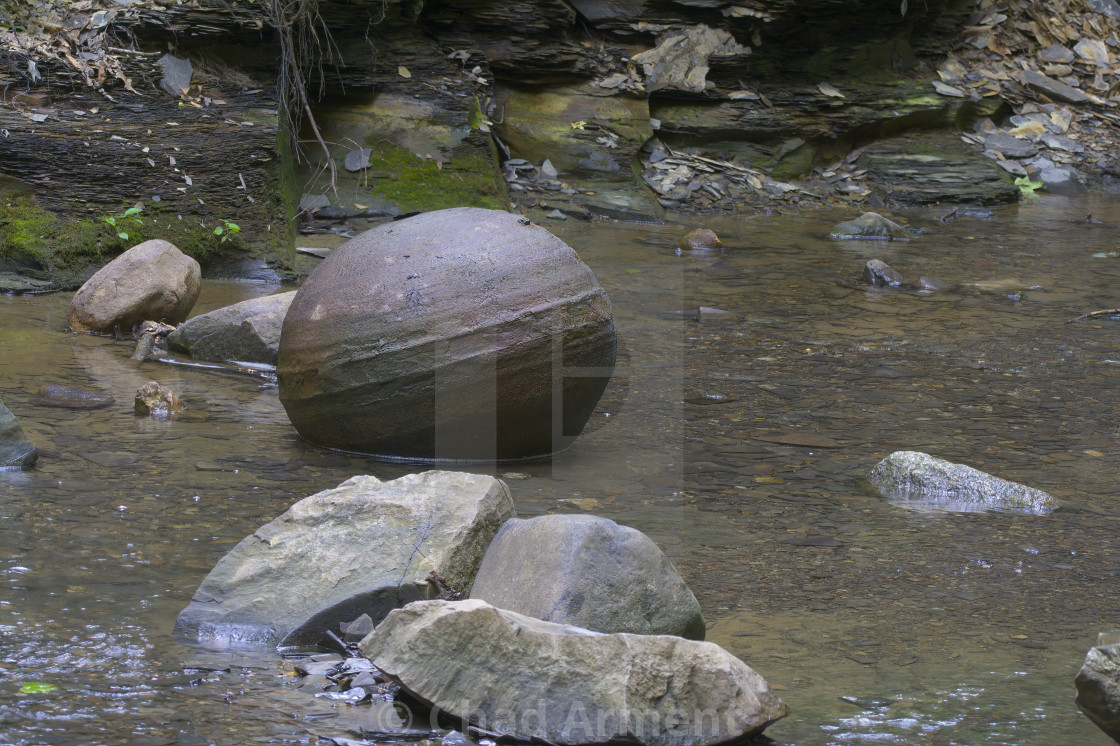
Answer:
[545,209,567,220]
[134,381,183,418]
[36,384,114,409]
[539,158,558,181]
[829,212,909,240]
[867,450,1057,514]
[342,613,375,643]
[698,306,735,322]
[863,259,905,287]
[678,228,722,251]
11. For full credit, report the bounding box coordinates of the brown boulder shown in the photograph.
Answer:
[678,228,722,251]
[68,240,201,334]
[134,381,183,418]
[277,208,616,460]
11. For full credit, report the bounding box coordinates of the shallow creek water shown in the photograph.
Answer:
[3,195,1120,745]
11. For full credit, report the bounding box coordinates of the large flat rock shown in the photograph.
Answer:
[174,471,515,648]
[360,599,788,746]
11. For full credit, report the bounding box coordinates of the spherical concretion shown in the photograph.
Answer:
[277,208,616,461]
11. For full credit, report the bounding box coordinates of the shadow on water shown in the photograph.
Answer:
[2,195,1120,744]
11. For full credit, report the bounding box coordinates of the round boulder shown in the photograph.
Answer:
[470,514,706,639]
[277,208,616,461]
[69,240,201,333]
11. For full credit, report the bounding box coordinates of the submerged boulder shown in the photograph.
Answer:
[470,514,705,639]
[167,291,296,366]
[867,450,1057,514]
[1076,633,1120,743]
[829,212,909,240]
[174,471,514,648]
[277,207,616,461]
[360,599,788,746]
[68,239,201,334]
[0,400,37,468]
[36,384,114,409]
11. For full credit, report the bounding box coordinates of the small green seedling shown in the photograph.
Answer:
[213,219,240,243]
[1014,176,1043,199]
[100,206,144,241]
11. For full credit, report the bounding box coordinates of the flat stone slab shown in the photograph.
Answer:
[167,291,295,366]
[174,471,515,648]
[360,599,789,746]
[867,450,1057,515]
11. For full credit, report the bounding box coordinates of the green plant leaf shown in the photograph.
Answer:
[1014,176,1043,199]
[20,682,59,694]
[101,216,115,226]
[122,207,143,218]
[213,226,224,236]
[118,231,128,240]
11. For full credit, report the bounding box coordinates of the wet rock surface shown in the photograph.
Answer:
[68,240,201,334]
[868,450,1058,515]
[174,471,514,648]
[863,259,906,287]
[0,400,38,468]
[830,213,910,241]
[470,514,706,639]
[134,381,182,419]
[36,383,114,409]
[1076,634,1120,743]
[167,291,295,366]
[278,207,617,461]
[360,599,789,746]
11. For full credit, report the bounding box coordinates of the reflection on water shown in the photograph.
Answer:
[3,195,1120,745]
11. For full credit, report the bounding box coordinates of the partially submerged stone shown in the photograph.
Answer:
[68,239,201,334]
[167,291,296,366]
[829,212,909,240]
[1076,633,1120,743]
[360,599,788,746]
[0,400,37,468]
[678,228,722,251]
[134,381,182,419]
[277,207,617,461]
[174,471,514,648]
[867,450,1057,514]
[863,259,905,287]
[470,514,705,639]
[36,384,114,409]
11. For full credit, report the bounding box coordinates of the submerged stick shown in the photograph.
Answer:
[1067,308,1120,323]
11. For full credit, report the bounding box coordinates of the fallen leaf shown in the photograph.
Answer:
[818,82,845,98]
[398,65,411,79]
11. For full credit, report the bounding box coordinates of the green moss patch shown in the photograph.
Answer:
[363,143,506,213]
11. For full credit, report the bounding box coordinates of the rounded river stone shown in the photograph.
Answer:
[277,207,616,460]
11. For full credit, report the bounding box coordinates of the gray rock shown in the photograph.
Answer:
[863,259,904,287]
[1038,165,1087,196]
[344,148,373,172]
[174,471,515,648]
[867,450,1058,515]
[829,212,909,240]
[1021,70,1088,104]
[631,25,749,93]
[277,208,617,461]
[996,160,1029,177]
[134,381,182,419]
[167,291,296,366]
[1076,635,1120,743]
[0,401,37,468]
[1040,134,1085,153]
[359,599,789,746]
[982,131,1037,159]
[1039,45,1075,63]
[68,240,201,334]
[155,53,192,97]
[1088,0,1120,16]
[539,158,559,180]
[470,514,705,640]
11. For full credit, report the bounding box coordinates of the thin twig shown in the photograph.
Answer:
[1067,308,1120,323]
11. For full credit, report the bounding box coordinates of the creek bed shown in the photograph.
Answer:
[2,196,1119,745]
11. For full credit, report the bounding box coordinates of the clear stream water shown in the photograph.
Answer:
[2,195,1120,746]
